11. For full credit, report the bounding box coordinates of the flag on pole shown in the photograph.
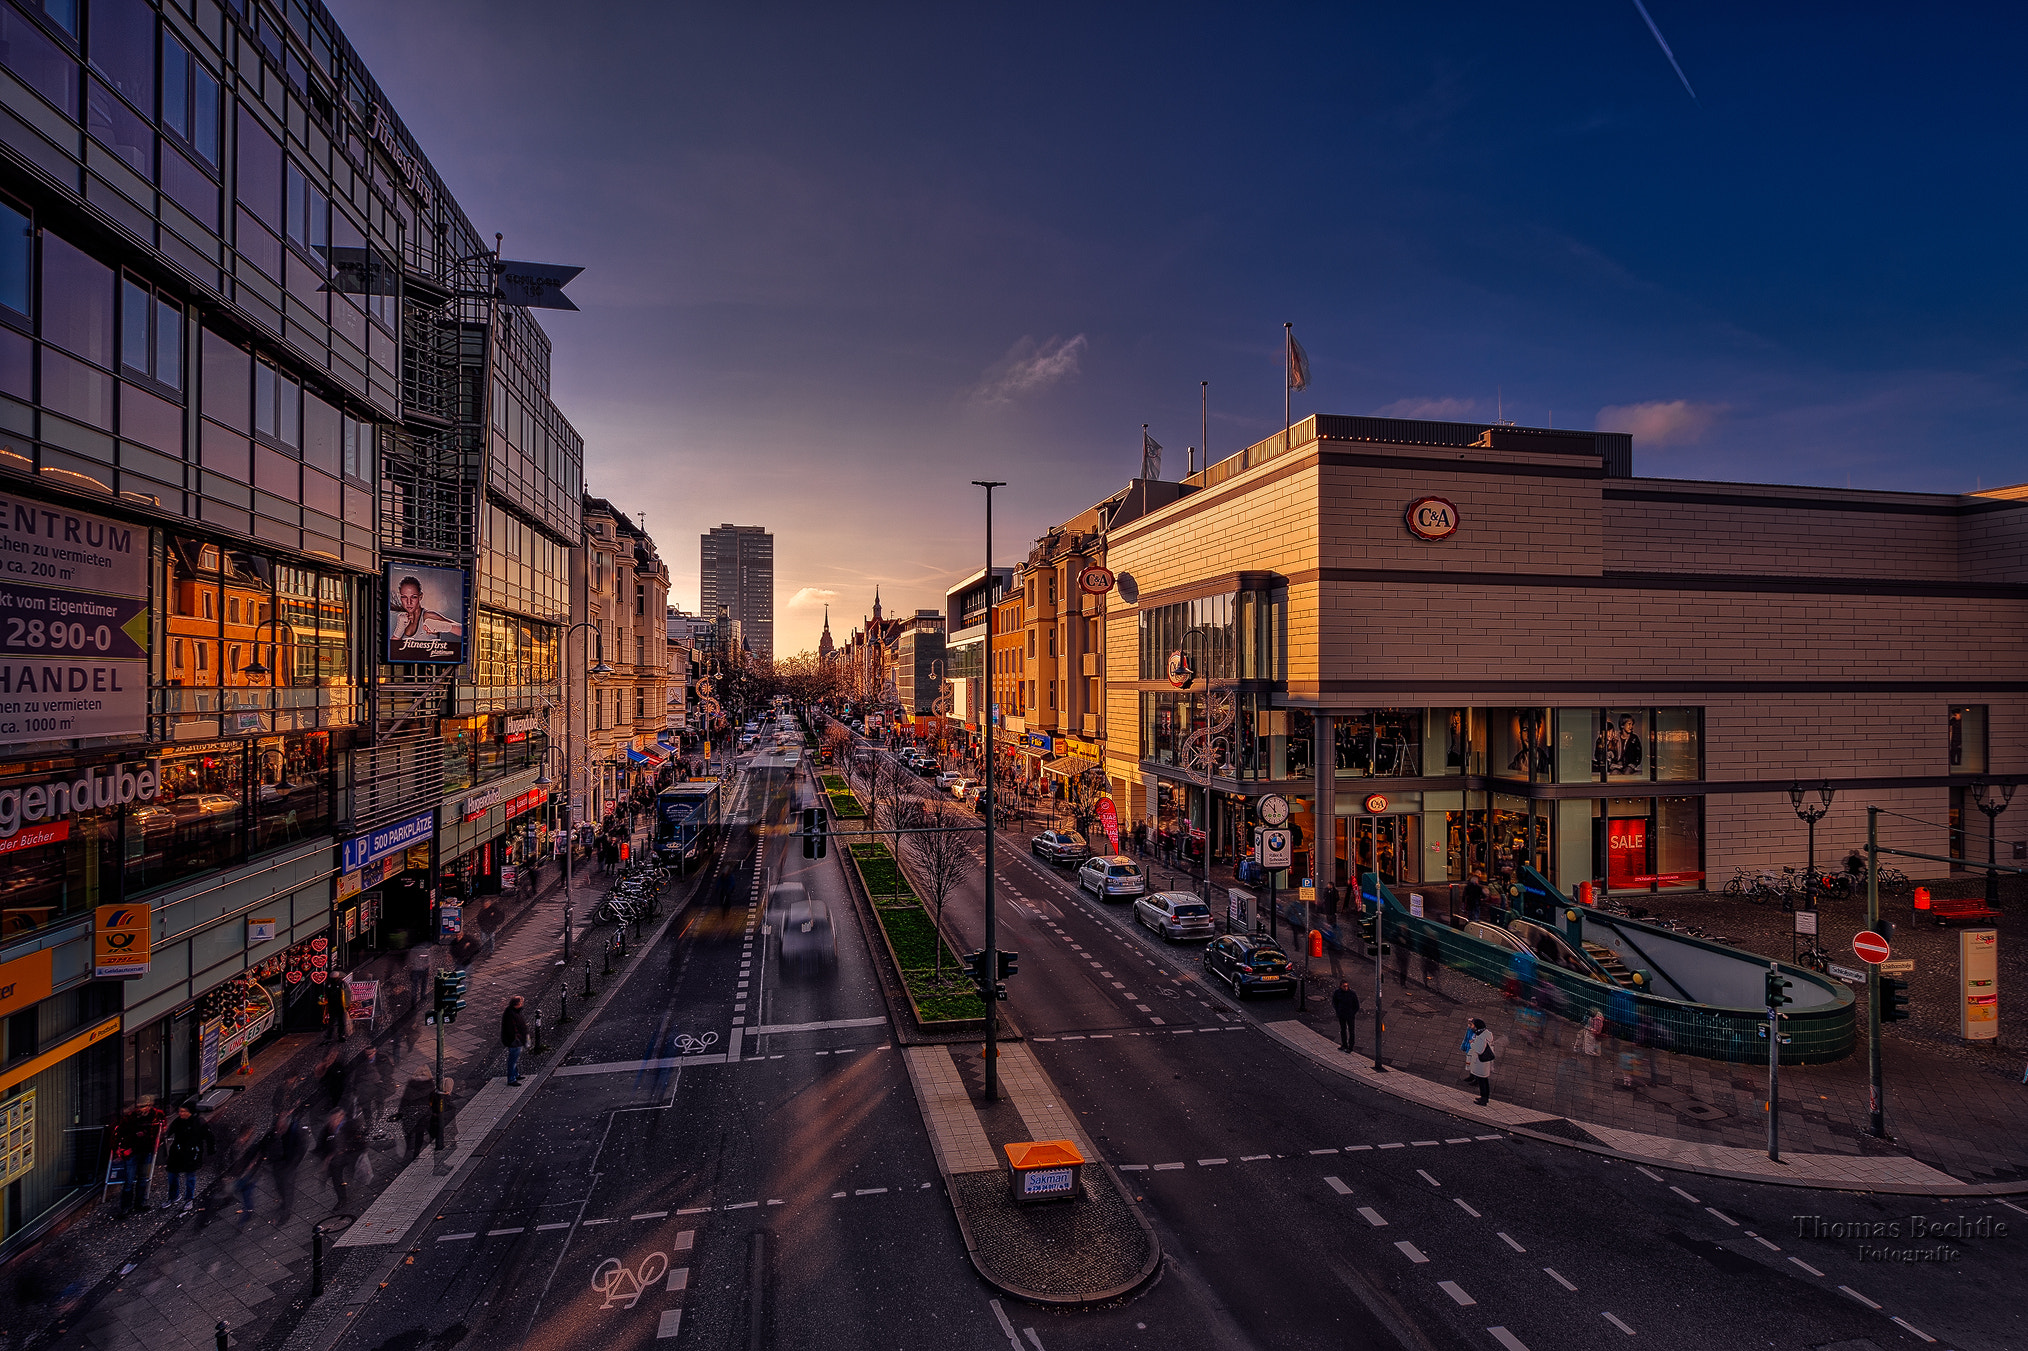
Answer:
[1141,427,1163,481]
[1286,327,1311,393]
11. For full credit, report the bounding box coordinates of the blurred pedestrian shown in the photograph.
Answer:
[349,1044,389,1131]
[268,1108,312,1223]
[109,1098,165,1216]
[223,1126,262,1232]
[318,1109,366,1212]
[1418,927,1441,992]
[161,1104,213,1213]
[1463,871,1485,923]
[1332,980,1361,1052]
[477,898,504,958]
[501,996,530,1086]
[1467,1018,1495,1105]
[406,942,436,1011]
[1579,1007,1605,1060]
[399,1072,436,1160]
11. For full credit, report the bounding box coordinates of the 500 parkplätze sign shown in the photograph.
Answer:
[0,499,148,748]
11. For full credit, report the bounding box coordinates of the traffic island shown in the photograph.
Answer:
[902,1041,1159,1305]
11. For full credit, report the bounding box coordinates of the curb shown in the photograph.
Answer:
[1261,1020,2028,1198]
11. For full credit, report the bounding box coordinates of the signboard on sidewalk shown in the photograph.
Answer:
[1960,929,1997,1042]
[1793,910,1818,935]
[1227,888,1256,933]
[1095,798,1119,853]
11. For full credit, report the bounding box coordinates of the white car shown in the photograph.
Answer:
[1135,892,1215,941]
[1079,855,1146,900]
[935,771,965,790]
[948,778,976,799]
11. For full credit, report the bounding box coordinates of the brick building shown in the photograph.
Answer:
[1101,414,2028,898]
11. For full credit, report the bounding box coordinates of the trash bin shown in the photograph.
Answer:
[1004,1140,1084,1205]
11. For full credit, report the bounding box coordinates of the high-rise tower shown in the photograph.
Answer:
[699,524,775,661]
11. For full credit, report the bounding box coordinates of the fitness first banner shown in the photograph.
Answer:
[0,498,149,748]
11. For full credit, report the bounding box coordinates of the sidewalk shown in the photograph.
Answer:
[33,860,609,1351]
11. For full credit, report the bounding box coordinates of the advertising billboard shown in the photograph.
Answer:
[93,903,152,978]
[385,563,468,665]
[0,500,149,747]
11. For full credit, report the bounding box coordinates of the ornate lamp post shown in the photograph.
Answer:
[1969,780,2015,910]
[1787,780,1834,914]
[1177,627,1235,919]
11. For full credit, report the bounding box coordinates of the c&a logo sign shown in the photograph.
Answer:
[1404,497,1459,541]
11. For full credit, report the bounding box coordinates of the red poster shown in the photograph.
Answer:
[1607,818,1647,888]
[1095,798,1120,853]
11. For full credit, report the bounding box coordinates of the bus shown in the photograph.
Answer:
[654,780,722,873]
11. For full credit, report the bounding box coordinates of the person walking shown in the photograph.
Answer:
[223,1126,263,1232]
[109,1098,165,1216]
[1332,980,1361,1052]
[1463,871,1485,924]
[1466,1018,1496,1105]
[501,995,530,1086]
[349,1044,390,1133]
[406,941,436,1012]
[398,1071,436,1160]
[161,1104,214,1213]
[477,897,504,958]
[268,1108,312,1223]
[318,1109,366,1212]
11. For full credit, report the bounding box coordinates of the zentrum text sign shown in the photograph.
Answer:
[0,500,148,747]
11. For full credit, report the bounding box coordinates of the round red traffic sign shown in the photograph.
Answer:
[1853,930,1891,964]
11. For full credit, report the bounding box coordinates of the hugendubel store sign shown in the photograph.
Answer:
[0,761,160,855]
[0,499,149,748]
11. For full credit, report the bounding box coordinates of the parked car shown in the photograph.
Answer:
[1078,855,1146,899]
[1030,829,1090,864]
[1135,892,1215,942]
[935,770,965,790]
[912,758,940,778]
[1203,933,1295,997]
[947,778,976,799]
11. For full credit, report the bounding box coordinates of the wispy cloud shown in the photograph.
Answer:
[1375,396,1479,420]
[1596,399,1724,444]
[1630,0,1698,102]
[786,586,839,609]
[970,334,1088,406]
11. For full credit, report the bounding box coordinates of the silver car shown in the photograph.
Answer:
[1031,829,1090,864]
[1135,891,1214,942]
[771,883,835,974]
[1078,855,1146,900]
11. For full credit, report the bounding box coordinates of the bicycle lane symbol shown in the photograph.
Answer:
[592,1251,671,1309]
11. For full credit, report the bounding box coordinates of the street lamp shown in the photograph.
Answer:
[1177,626,1236,925]
[552,621,615,963]
[1969,780,2015,910]
[972,479,1006,1102]
[1787,780,1834,914]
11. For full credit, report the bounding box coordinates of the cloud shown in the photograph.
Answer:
[1595,399,1724,445]
[970,334,1088,406]
[1374,396,1479,420]
[786,587,838,609]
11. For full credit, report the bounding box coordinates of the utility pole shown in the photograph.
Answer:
[973,480,1005,1102]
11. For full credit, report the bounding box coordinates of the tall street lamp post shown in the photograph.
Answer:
[1970,780,2015,910]
[972,480,1005,1102]
[1787,780,1834,918]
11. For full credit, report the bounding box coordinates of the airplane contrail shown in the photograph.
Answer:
[1631,0,1698,102]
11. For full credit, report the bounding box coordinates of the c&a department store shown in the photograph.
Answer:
[1101,415,2028,900]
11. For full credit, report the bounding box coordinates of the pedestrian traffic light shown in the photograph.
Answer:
[996,950,1019,978]
[992,982,1009,1001]
[1880,975,1912,1022]
[1765,967,1794,1008]
[434,968,468,1024]
[962,951,986,984]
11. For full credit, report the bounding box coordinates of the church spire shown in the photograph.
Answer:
[818,605,835,661]
[872,586,882,623]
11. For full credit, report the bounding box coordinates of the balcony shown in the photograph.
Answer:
[1081,714,1102,738]
[1080,652,1101,677]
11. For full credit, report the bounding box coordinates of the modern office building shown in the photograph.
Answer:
[890,608,945,719]
[941,567,1010,755]
[1102,414,2028,898]
[698,523,772,661]
[0,0,584,1248]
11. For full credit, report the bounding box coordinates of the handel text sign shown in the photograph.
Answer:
[0,500,148,746]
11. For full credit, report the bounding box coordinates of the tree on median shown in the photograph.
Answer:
[903,799,975,981]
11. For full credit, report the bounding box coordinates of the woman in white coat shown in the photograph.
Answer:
[1466,1017,1495,1105]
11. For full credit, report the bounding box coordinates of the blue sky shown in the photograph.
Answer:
[330,1,2028,654]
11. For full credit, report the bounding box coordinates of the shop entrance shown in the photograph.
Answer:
[1336,815,1419,888]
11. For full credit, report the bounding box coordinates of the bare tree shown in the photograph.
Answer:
[904,801,976,979]
[871,756,914,861]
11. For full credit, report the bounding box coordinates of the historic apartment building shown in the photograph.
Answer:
[574,496,669,824]
[1101,415,2028,899]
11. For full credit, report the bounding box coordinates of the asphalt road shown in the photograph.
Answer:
[328,729,2027,1351]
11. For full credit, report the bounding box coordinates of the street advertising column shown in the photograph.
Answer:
[0,500,148,746]
[1960,928,1998,1041]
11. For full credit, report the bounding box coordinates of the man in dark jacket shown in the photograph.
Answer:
[162,1104,213,1212]
[1332,980,1361,1052]
[267,1108,312,1223]
[110,1099,166,1215]
[500,996,530,1086]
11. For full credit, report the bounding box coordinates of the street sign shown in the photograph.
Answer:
[1880,958,1915,975]
[1827,963,1867,985]
[1793,910,1818,935]
[1852,930,1891,964]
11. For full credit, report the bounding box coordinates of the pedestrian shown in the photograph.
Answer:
[223,1126,262,1232]
[348,1044,389,1130]
[1467,1018,1495,1105]
[161,1104,213,1213]
[501,995,530,1086]
[398,1072,436,1160]
[1332,980,1361,1052]
[316,1047,348,1111]
[322,976,351,1043]
[318,1109,366,1212]
[477,898,504,958]
[1392,919,1412,988]
[1418,927,1441,991]
[1463,871,1485,924]
[407,941,435,1011]
[1579,1007,1605,1059]
[109,1098,165,1216]
[268,1108,311,1223]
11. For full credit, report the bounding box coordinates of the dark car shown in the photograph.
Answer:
[1203,933,1295,997]
[1030,829,1090,864]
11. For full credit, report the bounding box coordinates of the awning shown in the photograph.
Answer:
[627,746,669,767]
[1042,754,1101,779]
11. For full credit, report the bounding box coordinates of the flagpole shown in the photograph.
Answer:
[1201,381,1208,479]
[1142,424,1149,481]
[1283,322,1293,453]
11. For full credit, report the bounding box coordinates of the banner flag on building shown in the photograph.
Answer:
[1286,325,1311,393]
[495,260,584,311]
[1141,426,1163,481]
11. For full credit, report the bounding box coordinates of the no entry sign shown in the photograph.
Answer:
[1852,930,1892,965]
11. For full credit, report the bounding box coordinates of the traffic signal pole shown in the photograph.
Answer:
[1867,807,1885,1139]
[433,970,446,1156]
[1765,961,1787,1164]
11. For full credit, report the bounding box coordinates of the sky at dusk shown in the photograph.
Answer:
[328,2,2028,656]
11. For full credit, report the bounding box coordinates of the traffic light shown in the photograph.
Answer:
[434,968,468,1024]
[996,950,1019,979]
[1358,904,1390,956]
[962,951,986,985]
[992,982,1009,1001]
[801,806,829,858]
[1880,975,1912,1022]
[1765,967,1794,1008]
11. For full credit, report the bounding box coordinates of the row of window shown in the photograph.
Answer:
[1135,590,1281,683]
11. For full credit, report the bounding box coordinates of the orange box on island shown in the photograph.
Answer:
[1005,1139,1085,1204]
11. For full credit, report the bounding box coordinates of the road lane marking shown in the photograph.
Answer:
[582,1218,614,1226]
[1497,1232,1525,1252]
[1412,1140,1440,1147]
[1309,1148,1339,1155]
[1324,1176,1352,1195]
[1118,1165,1148,1171]
[989,1298,1024,1351]
[1474,1133,1502,1141]
[1838,1285,1880,1309]
[1347,1144,1373,1152]
[536,1222,571,1231]
[437,1233,476,1242]
[1438,1281,1475,1306]
[1668,1185,1701,1204]
[855,1188,888,1195]
[1416,1169,1441,1186]
[632,1211,668,1221]
[1545,1267,1576,1291]
[1241,1154,1271,1161]
[1704,1207,1738,1226]
[1197,1158,1228,1166]
[1748,1234,1779,1250]
[668,1267,689,1291]
[1378,1142,1404,1150]
[1891,1316,1936,1343]
[1602,1312,1635,1335]
[656,1310,682,1339]
[1394,1241,1428,1263]
[1453,1198,1480,1217]
[677,1207,710,1215]
[1486,1330,1532,1351]
[1445,1137,1473,1144]
[674,1230,694,1250]
[1153,1162,1185,1171]
[742,1016,888,1034]
[487,1227,524,1236]
[1788,1256,1823,1275]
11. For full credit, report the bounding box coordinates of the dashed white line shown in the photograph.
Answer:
[1703,1206,1738,1226]
[667,1266,690,1291]
[1601,1311,1635,1335]
[1240,1154,1272,1161]
[675,1230,695,1250]
[1378,1143,1405,1150]
[1412,1140,1440,1147]
[582,1218,614,1226]
[1497,1232,1525,1253]
[1445,1137,1473,1144]
[854,1188,887,1196]
[486,1227,524,1236]
[1474,1133,1502,1141]
[1634,1165,1664,1182]
[1788,1257,1823,1277]
[437,1232,476,1242]
[1453,1198,1480,1218]
[1838,1285,1881,1309]
[1544,1267,1576,1291]
[1358,1207,1388,1227]
[1197,1158,1228,1166]
[1486,1329,1532,1351]
[1153,1162,1185,1171]
[656,1309,682,1339]
[632,1211,668,1221]
[1890,1316,1936,1343]
[1118,1164,1148,1172]
[1347,1144,1373,1152]
[1324,1176,1352,1195]
[725,1201,759,1210]
[536,1222,571,1232]
[1310,1148,1340,1155]
[1416,1169,1441,1187]
[1394,1241,1428,1264]
[1437,1280,1475,1307]
[1668,1185,1701,1204]
[1749,1234,1779,1251]
[677,1207,711,1215]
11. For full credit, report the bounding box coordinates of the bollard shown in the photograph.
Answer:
[558,988,572,1025]
[601,943,612,976]
[216,1320,229,1351]
[583,960,595,998]
[311,1223,326,1296]
[533,1008,546,1054]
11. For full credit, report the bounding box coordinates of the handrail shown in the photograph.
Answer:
[1594,917,1696,1003]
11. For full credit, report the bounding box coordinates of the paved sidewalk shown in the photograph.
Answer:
[42,863,600,1351]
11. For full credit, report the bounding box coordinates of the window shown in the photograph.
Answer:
[1551,708,1701,783]
[86,0,151,113]
[284,162,328,257]
[1027,632,1034,659]
[85,73,150,176]
[119,276,182,390]
[0,199,27,320]
[635,582,645,616]
[0,4,79,119]
[254,360,298,447]
[635,689,645,720]
[161,32,219,165]
[235,106,282,230]
[41,232,113,367]
[1950,705,1988,775]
